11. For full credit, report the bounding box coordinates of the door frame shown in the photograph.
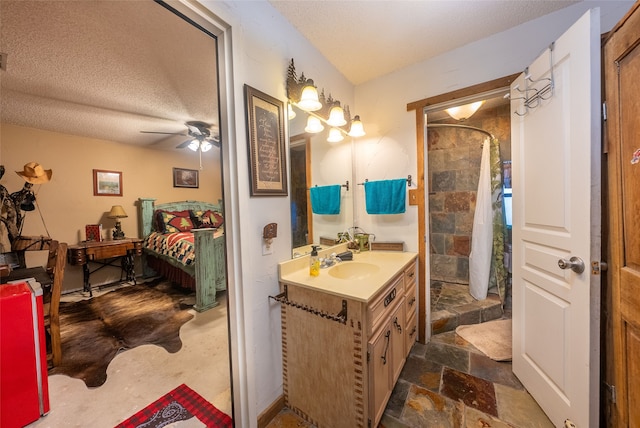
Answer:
[406,73,519,342]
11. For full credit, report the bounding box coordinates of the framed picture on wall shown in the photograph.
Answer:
[173,167,199,188]
[93,169,122,196]
[244,84,288,196]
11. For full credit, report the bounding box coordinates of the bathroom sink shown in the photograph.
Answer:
[328,262,380,280]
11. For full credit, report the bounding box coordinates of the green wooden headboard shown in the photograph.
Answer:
[138,198,223,237]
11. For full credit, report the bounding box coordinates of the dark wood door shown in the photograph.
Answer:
[604,3,640,426]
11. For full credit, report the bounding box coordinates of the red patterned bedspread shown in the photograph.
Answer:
[143,231,195,266]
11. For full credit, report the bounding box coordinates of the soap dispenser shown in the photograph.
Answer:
[310,245,320,276]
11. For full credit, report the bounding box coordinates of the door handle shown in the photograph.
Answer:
[558,256,585,274]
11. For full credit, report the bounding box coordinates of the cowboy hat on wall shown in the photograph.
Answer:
[16,162,53,184]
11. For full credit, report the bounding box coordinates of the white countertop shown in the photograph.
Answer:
[278,246,417,302]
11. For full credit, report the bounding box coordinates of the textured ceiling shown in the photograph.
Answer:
[0,0,218,149]
[0,1,579,148]
[269,0,579,85]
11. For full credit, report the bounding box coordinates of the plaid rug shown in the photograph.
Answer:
[115,384,232,428]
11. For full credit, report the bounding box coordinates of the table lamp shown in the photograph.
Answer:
[108,205,127,240]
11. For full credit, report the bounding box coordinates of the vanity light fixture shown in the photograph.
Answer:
[286,59,366,142]
[304,116,324,133]
[287,103,296,120]
[347,115,366,137]
[445,100,485,121]
[297,81,323,112]
[327,127,344,143]
[327,106,347,127]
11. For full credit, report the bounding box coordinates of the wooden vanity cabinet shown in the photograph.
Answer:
[279,255,418,428]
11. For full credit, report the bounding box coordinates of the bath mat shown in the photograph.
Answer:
[115,384,232,428]
[455,319,512,361]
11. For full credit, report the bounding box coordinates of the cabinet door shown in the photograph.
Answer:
[390,301,406,384]
[369,324,392,427]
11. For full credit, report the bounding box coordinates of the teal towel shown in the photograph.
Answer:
[364,179,406,214]
[310,185,341,215]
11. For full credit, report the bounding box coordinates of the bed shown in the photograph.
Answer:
[139,198,226,311]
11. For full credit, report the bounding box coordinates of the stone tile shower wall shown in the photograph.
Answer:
[428,105,511,286]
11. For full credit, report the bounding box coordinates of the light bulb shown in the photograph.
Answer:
[347,115,365,137]
[327,128,344,143]
[327,106,347,127]
[188,139,200,151]
[304,116,324,133]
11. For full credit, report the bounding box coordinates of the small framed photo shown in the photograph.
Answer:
[173,167,199,188]
[93,169,122,196]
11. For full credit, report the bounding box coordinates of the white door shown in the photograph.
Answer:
[511,9,600,427]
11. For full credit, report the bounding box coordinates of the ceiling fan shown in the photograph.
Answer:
[141,121,220,169]
[141,120,220,152]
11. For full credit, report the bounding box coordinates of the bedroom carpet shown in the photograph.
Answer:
[51,281,195,387]
[28,283,231,428]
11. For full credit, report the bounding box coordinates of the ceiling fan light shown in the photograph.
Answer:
[304,116,324,133]
[298,83,322,112]
[188,139,200,151]
[327,127,344,143]
[200,141,213,152]
[445,100,485,121]
[347,115,366,137]
[327,106,347,127]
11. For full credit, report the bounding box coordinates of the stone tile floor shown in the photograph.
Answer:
[266,329,553,428]
[430,282,504,335]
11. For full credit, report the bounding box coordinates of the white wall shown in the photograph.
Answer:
[194,0,354,425]
[353,0,633,253]
[194,0,633,426]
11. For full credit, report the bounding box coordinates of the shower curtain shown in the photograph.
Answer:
[469,136,507,302]
[469,138,493,300]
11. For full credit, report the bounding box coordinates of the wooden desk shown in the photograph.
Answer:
[68,238,143,296]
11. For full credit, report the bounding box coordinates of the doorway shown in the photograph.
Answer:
[424,89,512,336]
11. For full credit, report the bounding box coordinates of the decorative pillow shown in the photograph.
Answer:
[193,210,224,229]
[156,210,193,233]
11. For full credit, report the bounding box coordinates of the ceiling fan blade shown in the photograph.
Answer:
[140,131,187,136]
[176,139,192,149]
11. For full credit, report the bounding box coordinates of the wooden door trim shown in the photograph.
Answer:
[604,3,640,426]
[407,73,519,343]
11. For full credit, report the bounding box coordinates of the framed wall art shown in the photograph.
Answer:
[93,169,122,196]
[244,84,288,196]
[173,167,199,188]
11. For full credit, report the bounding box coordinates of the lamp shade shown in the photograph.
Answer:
[304,116,324,133]
[200,141,213,152]
[327,106,347,127]
[445,100,484,121]
[108,205,128,219]
[347,115,366,137]
[287,103,296,120]
[188,139,200,152]
[297,83,322,112]
[327,128,344,143]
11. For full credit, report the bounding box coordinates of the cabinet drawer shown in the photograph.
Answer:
[404,280,417,324]
[368,274,403,333]
[404,260,417,288]
[405,311,418,356]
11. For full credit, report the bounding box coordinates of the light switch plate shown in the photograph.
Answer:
[262,240,273,256]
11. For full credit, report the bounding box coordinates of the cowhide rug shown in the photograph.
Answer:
[50,281,194,387]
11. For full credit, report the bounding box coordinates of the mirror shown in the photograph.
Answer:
[289,104,354,257]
